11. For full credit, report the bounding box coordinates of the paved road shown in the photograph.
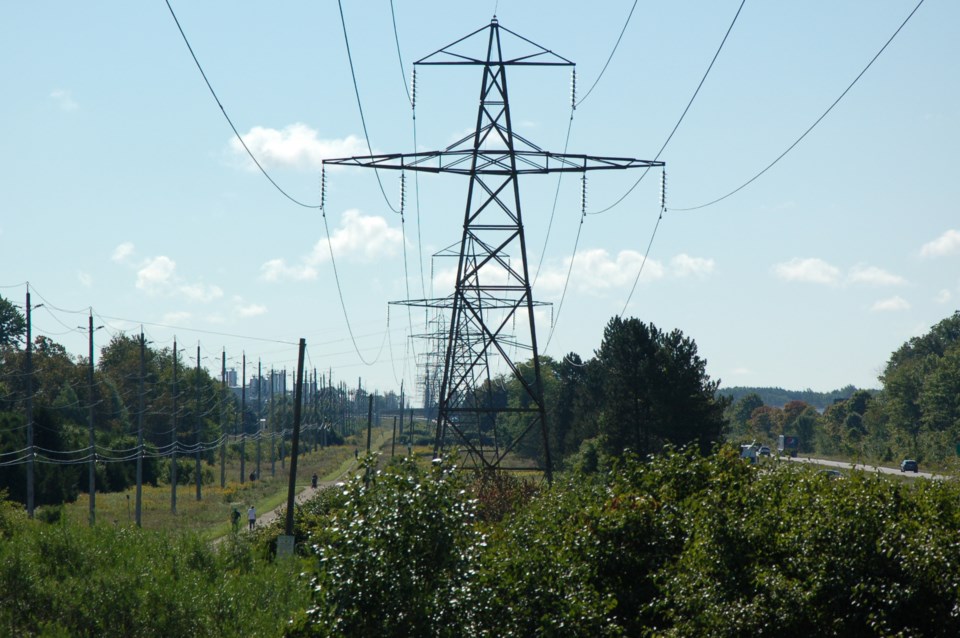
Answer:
[784,455,942,480]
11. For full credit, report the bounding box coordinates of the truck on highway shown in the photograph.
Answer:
[778,435,799,458]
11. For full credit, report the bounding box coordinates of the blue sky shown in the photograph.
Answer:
[2,1,957,401]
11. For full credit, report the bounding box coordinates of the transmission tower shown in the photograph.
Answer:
[326,18,663,482]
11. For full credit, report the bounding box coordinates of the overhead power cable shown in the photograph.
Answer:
[575,0,639,108]
[672,0,925,212]
[336,0,401,215]
[163,0,322,209]
[590,0,747,216]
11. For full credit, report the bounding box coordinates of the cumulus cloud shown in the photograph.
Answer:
[260,209,402,282]
[162,311,192,325]
[871,296,910,312]
[920,229,960,258]
[131,254,222,302]
[670,253,715,278]
[230,123,367,170]
[237,303,267,318]
[847,265,906,286]
[112,242,135,263]
[773,257,841,285]
[136,256,176,293]
[50,89,78,111]
[935,289,952,304]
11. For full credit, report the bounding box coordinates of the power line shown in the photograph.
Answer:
[671,0,924,212]
[162,0,322,209]
[590,0,747,216]
[574,0,638,108]
[336,0,401,215]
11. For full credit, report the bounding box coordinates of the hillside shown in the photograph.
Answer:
[718,384,876,410]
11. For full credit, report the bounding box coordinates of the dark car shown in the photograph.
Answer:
[900,459,919,473]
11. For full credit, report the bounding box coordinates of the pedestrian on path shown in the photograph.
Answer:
[247,505,256,531]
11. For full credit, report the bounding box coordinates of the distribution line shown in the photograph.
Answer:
[671,0,925,212]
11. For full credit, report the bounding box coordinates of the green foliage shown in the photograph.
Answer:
[593,317,727,457]
[0,294,26,349]
[0,519,309,637]
[288,455,486,638]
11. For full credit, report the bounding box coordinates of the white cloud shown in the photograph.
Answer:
[77,271,92,287]
[179,282,223,303]
[260,210,402,282]
[536,248,664,295]
[260,259,317,282]
[871,296,910,312]
[112,242,135,263]
[935,289,952,304]
[237,303,267,318]
[230,123,367,170]
[920,229,960,258]
[50,89,78,111]
[847,264,906,287]
[136,256,176,293]
[773,257,840,285]
[162,311,192,325]
[670,253,714,278]
[131,254,222,302]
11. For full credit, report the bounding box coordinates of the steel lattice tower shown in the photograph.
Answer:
[327,18,663,482]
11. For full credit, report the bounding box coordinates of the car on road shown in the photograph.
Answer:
[759,446,771,456]
[900,459,919,473]
[817,469,844,480]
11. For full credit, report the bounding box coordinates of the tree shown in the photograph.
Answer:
[593,317,727,456]
[0,295,25,349]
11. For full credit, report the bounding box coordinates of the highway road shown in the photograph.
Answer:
[783,455,943,480]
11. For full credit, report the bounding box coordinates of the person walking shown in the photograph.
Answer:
[247,505,256,531]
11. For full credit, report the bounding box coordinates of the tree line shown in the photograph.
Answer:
[0,294,407,508]
[726,311,960,466]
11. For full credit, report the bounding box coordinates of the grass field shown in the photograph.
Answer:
[54,427,392,538]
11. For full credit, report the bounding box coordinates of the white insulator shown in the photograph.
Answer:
[659,169,667,210]
[580,174,587,213]
[320,164,327,209]
[570,68,577,110]
[411,68,417,110]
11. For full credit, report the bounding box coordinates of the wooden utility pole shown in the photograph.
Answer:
[284,338,306,536]
[136,330,144,527]
[256,359,262,480]
[195,344,201,501]
[171,338,178,514]
[25,287,34,517]
[220,349,226,489]
[366,393,373,454]
[240,353,246,484]
[270,368,276,477]
[87,312,96,526]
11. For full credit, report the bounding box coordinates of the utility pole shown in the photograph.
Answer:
[220,349,226,489]
[136,330,144,527]
[284,338,306,537]
[195,344,201,501]
[270,368,276,477]
[87,311,96,526]
[256,359,262,480]
[366,393,373,455]
[25,286,34,518]
[281,368,287,470]
[240,353,246,484]
[326,19,663,483]
[171,337,178,514]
